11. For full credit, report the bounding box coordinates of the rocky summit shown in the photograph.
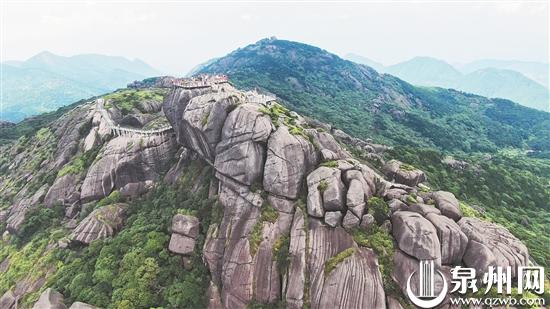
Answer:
[0,75,542,308]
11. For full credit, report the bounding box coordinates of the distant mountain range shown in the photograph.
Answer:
[1,52,161,122]
[345,54,549,112]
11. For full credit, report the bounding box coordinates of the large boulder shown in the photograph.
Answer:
[80,135,177,202]
[430,191,462,221]
[459,217,529,277]
[169,214,200,256]
[426,213,468,265]
[382,160,426,187]
[263,126,317,199]
[171,214,200,238]
[306,167,345,217]
[345,177,366,218]
[214,104,272,186]
[168,234,196,255]
[391,211,441,261]
[71,203,127,245]
[44,173,81,208]
[304,128,351,160]
[32,288,67,309]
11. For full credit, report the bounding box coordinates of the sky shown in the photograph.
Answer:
[1,0,549,75]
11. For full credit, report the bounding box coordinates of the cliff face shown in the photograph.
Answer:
[0,80,533,308]
[161,83,529,308]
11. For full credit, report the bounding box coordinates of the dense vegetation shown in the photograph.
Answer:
[386,147,550,268]
[200,38,550,155]
[199,38,550,269]
[0,161,217,308]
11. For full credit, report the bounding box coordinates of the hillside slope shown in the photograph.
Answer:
[198,38,550,155]
[0,78,548,308]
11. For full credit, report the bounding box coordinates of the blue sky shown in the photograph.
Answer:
[2,0,548,74]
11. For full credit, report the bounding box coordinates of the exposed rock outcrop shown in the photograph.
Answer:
[459,217,529,277]
[169,214,200,255]
[391,211,441,261]
[32,288,67,309]
[430,191,462,221]
[426,213,468,265]
[382,160,426,187]
[264,126,317,199]
[80,134,177,202]
[71,203,127,244]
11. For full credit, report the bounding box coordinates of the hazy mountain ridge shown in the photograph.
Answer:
[1,52,162,122]
[199,38,550,154]
[346,54,549,111]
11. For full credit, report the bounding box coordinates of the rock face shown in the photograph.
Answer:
[71,203,127,244]
[215,104,272,186]
[319,248,386,309]
[263,126,316,199]
[285,208,306,309]
[80,134,177,202]
[426,213,468,265]
[44,173,81,208]
[391,211,441,261]
[459,217,529,277]
[32,288,67,309]
[382,160,426,187]
[157,81,533,309]
[306,167,345,218]
[430,191,462,221]
[6,184,49,233]
[169,214,199,255]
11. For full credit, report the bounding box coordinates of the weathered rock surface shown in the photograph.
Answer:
[306,167,345,217]
[391,211,441,261]
[215,104,272,186]
[431,191,462,221]
[0,290,16,309]
[459,217,529,277]
[6,184,49,233]
[171,214,200,238]
[44,173,81,208]
[324,211,343,227]
[263,126,317,199]
[408,203,441,217]
[426,213,468,265]
[383,160,426,187]
[71,203,127,244]
[80,134,177,202]
[169,214,200,255]
[168,234,196,255]
[345,178,366,218]
[342,210,360,229]
[32,288,67,309]
[285,208,306,309]
[319,248,386,309]
[360,214,376,231]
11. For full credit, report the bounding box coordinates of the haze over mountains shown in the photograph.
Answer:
[346,53,549,112]
[1,52,161,122]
